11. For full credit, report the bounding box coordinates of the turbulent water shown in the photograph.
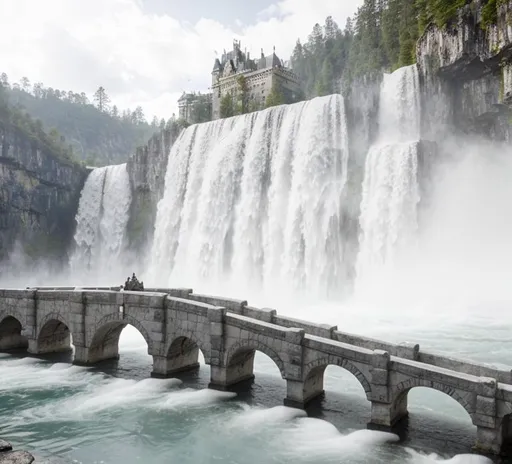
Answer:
[2,68,512,464]
[356,65,421,288]
[70,163,132,283]
[149,95,350,297]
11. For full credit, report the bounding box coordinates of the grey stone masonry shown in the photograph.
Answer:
[2,287,512,457]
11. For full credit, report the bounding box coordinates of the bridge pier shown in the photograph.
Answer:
[284,377,324,409]
[208,363,255,390]
[475,425,503,455]
[151,351,200,378]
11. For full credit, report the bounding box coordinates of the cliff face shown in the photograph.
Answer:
[126,128,175,254]
[417,0,512,140]
[0,125,87,265]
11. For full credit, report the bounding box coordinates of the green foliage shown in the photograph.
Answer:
[220,93,235,118]
[0,74,156,166]
[429,0,468,28]
[294,0,501,88]
[236,75,250,115]
[0,84,79,165]
[265,81,285,108]
[481,0,501,29]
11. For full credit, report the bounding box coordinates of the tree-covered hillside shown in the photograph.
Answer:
[0,82,78,165]
[291,0,505,99]
[0,73,159,166]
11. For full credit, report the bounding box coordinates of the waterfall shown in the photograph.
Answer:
[149,95,350,297]
[356,65,421,286]
[71,163,132,282]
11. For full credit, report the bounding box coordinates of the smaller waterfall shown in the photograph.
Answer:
[356,65,421,286]
[70,163,132,282]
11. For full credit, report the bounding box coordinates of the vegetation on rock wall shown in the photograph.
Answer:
[0,73,157,166]
[291,0,505,96]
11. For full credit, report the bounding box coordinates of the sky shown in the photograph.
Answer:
[0,0,363,120]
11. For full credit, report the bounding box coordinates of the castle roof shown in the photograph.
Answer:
[212,58,222,73]
[258,52,282,70]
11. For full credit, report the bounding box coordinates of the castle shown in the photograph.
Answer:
[211,40,301,119]
[178,40,301,124]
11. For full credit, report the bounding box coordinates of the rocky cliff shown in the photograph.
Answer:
[0,125,87,267]
[417,0,512,140]
[126,127,176,254]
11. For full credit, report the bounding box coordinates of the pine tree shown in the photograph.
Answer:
[220,93,234,118]
[265,81,285,108]
[93,86,110,112]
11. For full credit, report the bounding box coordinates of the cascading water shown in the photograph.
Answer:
[70,163,132,282]
[149,95,350,297]
[355,65,422,288]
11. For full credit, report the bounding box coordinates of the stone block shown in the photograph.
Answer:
[476,395,496,416]
[371,368,389,386]
[371,350,390,369]
[207,306,227,323]
[69,291,85,304]
[477,377,497,398]
[370,384,390,403]
[285,328,305,345]
[473,413,497,429]
[245,306,276,323]
[210,322,223,337]
[396,342,420,361]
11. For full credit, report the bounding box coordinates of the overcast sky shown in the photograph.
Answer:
[1,0,362,120]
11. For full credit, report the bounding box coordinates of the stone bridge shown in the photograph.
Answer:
[1,287,512,456]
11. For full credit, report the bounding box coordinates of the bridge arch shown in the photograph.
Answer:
[165,332,211,364]
[36,312,74,354]
[0,311,28,351]
[393,378,476,422]
[225,339,286,379]
[302,356,372,402]
[86,312,154,364]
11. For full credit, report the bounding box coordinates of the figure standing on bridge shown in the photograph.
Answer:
[122,273,144,291]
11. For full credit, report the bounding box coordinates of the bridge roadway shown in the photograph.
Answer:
[0,286,512,456]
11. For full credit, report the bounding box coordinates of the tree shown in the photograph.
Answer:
[0,73,9,89]
[33,82,44,98]
[80,92,89,105]
[132,106,145,124]
[93,86,110,112]
[151,115,159,128]
[220,93,235,118]
[159,118,166,130]
[265,81,285,108]
[236,75,249,115]
[111,105,119,118]
[20,77,31,92]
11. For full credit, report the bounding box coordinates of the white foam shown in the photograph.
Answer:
[156,388,236,410]
[405,448,493,463]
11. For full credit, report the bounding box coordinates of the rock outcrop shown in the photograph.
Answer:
[0,440,34,464]
[417,0,512,140]
[125,127,176,254]
[0,125,88,267]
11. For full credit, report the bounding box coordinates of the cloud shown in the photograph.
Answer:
[0,0,362,120]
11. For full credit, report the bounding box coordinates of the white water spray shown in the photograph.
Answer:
[356,65,421,287]
[149,96,349,297]
[70,163,132,282]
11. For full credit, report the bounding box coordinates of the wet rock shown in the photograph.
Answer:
[0,450,34,464]
[0,441,12,452]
